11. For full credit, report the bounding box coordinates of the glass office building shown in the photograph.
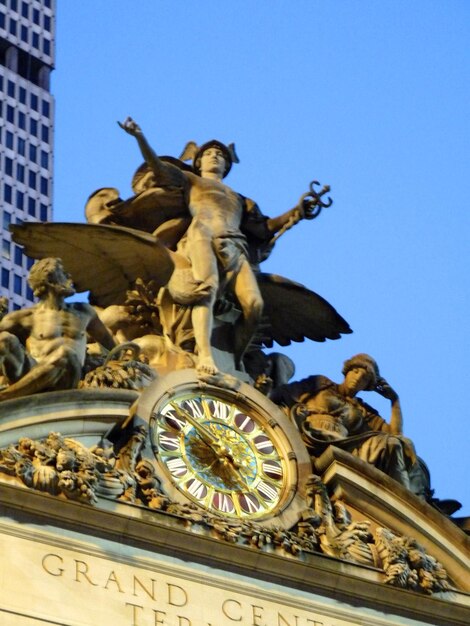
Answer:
[0,0,55,308]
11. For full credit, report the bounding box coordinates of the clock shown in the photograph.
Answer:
[137,370,311,528]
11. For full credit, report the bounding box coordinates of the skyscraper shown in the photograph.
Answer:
[0,0,55,309]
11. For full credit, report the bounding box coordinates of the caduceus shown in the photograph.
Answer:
[269,179,333,244]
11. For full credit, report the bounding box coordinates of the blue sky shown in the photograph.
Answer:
[52,2,469,516]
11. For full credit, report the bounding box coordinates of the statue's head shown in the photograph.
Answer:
[28,258,75,299]
[85,187,121,224]
[180,140,239,178]
[342,353,379,392]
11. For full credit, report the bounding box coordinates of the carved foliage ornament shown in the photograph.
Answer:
[0,428,450,595]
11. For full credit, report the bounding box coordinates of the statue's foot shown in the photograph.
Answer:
[196,356,219,376]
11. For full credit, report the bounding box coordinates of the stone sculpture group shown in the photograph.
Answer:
[0,119,462,595]
[0,118,439,498]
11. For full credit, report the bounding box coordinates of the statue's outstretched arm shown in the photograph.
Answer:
[266,206,303,236]
[118,117,185,187]
[267,180,333,245]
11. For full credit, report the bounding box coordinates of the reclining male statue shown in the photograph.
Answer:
[0,258,116,400]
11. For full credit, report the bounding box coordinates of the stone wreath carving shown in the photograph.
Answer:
[0,428,450,595]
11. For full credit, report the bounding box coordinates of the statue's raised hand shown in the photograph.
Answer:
[375,377,398,402]
[118,117,141,136]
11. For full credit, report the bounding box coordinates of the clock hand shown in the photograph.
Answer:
[170,402,221,451]
[171,403,253,489]
[170,401,240,464]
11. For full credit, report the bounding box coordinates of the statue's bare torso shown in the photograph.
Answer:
[24,303,92,364]
[184,172,244,237]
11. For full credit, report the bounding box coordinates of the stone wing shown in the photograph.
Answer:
[257,273,352,346]
[11,223,174,308]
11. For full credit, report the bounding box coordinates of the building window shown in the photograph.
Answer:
[6,131,14,149]
[0,13,4,29]
[9,18,17,37]
[40,177,48,196]
[14,245,23,266]
[29,144,37,162]
[44,15,51,31]
[5,158,13,176]
[43,38,50,56]
[28,197,36,216]
[18,137,25,156]
[26,256,34,270]
[32,8,40,25]
[7,80,15,97]
[7,105,15,123]
[41,125,49,143]
[10,0,18,12]
[31,93,38,111]
[16,190,24,210]
[2,239,11,260]
[30,119,38,136]
[20,24,27,42]
[29,171,37,189]
[32,32,39,49]
[40,203,48,221]
[40,150,48,169]
[4,185,12,204]
[1,268,9,289]
[26,285,34,301]
[21,1,28,18]
[18,111,26,130]
[42,100,50,117]
[3,211,12,230]
[14,274,22,295]
[19,87,26,104]
[16,163,25,183]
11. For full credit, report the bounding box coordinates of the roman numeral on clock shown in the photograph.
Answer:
[253,435,274,455]
[207,399,231,421]
[238,492,261,514]
[186,478,208,500]
[181,398,205,419]
[213,492,235,513]
[161,408,186,431]
[262,461,283,480]
[158,431,180,451]
[234,412,255,432]
[166,458,187,477]
[257,481,278,502]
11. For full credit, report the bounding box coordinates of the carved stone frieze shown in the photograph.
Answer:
[0,427,451,595]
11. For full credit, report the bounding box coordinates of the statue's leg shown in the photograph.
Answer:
[232,260,263,366]
[381,436,411,489]
[0,344,82,400]
[353,434,411,490]
[187,221,218,298]
[186,228,219,375]
[408,457,431,500]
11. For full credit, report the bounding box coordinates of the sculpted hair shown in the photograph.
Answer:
[28,258,62,298]
[342,353,380,390]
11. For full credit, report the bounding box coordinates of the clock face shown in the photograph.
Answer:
[140,371,311,525]
[150,390,288,520]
